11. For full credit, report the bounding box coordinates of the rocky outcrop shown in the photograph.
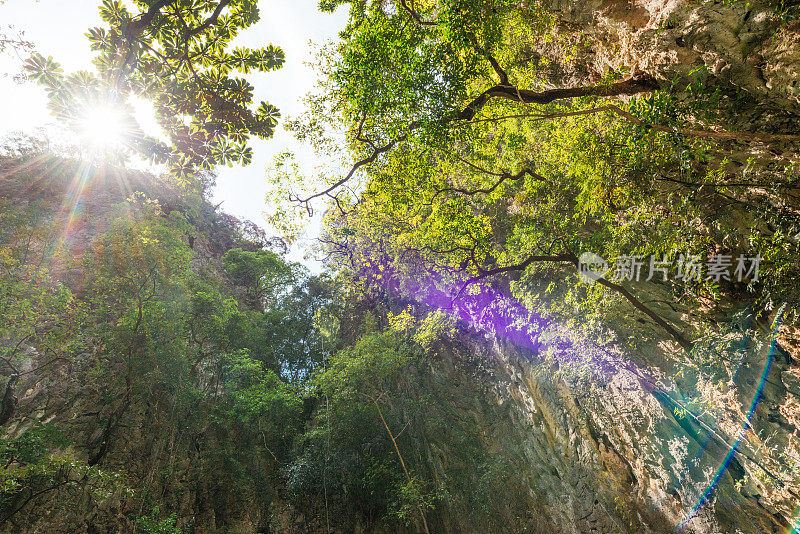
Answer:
[532,0,800,129]
[487,333,792,533]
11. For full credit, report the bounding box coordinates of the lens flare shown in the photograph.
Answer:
[79,104,126,149]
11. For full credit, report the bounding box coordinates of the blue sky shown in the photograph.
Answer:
[0,0,348,267]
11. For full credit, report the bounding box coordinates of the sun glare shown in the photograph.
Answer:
[79,105,127,149]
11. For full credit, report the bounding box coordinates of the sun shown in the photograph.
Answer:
[78,104,127,149]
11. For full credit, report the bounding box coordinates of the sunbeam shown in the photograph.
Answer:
[78,103,127,150]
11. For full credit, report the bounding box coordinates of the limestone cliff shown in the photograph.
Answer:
[3,1,800,530]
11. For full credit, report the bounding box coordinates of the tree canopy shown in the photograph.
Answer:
[4,0,800,531]
[25,0,284,174]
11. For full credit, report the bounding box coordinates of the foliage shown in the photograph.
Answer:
[222,349,303,452]
[221,249,333,380]
[0,200,87,371]
[136,506,182,534]
[304,0,800,352]
[287,327,430,529]
[314,330,418,398]
[0,424,124,527]
[5,0,800,530]
[25,0,284,174]
[222,247,293,309]
[0,424,69,467]
[287,306,540,531]
[0,152,338,528]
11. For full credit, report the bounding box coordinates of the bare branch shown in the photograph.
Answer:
[591,275,691,350]
[291,135,405,215]
[354,111,376,149]
[453,253,576,300]
[326,192,348,216]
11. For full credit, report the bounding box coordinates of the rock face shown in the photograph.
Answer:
[5,5,800,531]
[540,0,800,116]
[452,3,800,530]
[3,168,800,533]
[385,273,800,532]
[478,334,792,533]
[0,159,278,533]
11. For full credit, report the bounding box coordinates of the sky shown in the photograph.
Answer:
[0,0,348,268]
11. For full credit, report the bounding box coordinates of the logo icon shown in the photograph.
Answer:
[578,252,609,283]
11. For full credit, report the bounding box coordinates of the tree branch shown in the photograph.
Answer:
[455,75,660,121]
[302,73,799,216]
[591,275,692,350]
[604,104,800,142]
[431,163,546,201]
[291,135,406,215]
[453,250,692,350]
[453,253,576,300]
[397,0,437,26]
[360,391,431,534]
[294,78,657,211]
[118,0,232,85]
[127,0,178,38]
[466,32,508,85]
[186,0,231,37]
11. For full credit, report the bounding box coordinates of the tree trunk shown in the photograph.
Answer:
[0,374,19,426]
